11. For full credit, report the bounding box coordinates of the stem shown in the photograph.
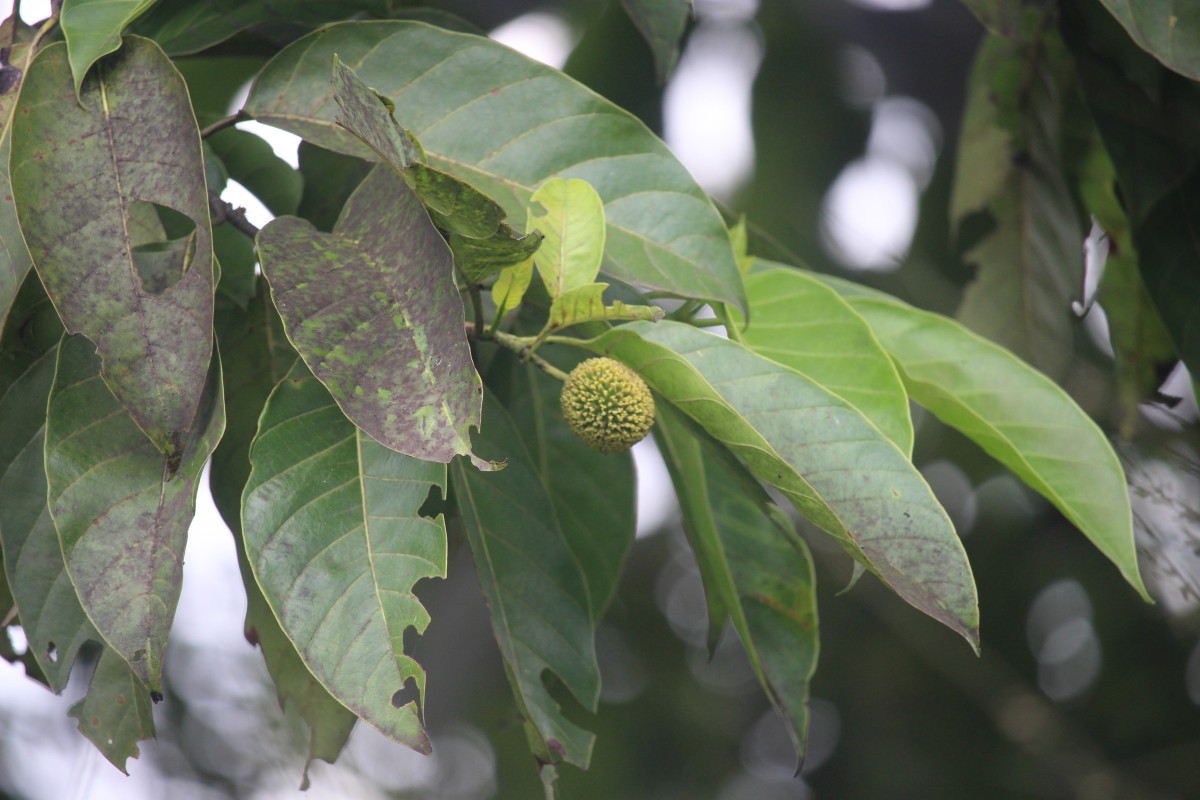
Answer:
[467,285,485,339]
[199,110,247,140]
[208,190,261,239]
[714,302,746,344]
[668,298,702,321]
[492,329,570,382]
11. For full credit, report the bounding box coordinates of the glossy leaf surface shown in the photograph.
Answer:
[244,21,745,309]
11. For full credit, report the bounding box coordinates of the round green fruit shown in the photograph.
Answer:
[560,357,655,454]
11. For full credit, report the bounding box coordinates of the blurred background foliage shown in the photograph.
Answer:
[3,0,1200,798]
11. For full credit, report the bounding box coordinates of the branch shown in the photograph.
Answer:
[208,190,260,239]
[199,110,248,140]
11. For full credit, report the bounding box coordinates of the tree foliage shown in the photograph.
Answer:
[1,0,1191,794]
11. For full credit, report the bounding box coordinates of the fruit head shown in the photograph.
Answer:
[560,357,655,454]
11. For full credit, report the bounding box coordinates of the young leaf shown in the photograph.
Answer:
[10,38,215,465]
[621,0,691,83]
[242,363,447,754]
[243,21,746,310]
[655,403,818,765]
[452,225,543,285]
[528,178,607,300]
[60,0,158,95]
[450,393,601,768]
[830,290,1150,602]
[256,165,488,468]
[67,649,156,774]
[491,258,535,319]
[45,335,225,691]
[546,283,664,334]
[738,267,913,456]
[1096,0,1200,81]
[583,321,979,648]
[0,274,95,692]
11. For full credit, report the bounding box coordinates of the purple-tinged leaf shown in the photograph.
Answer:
[67,649,156,774]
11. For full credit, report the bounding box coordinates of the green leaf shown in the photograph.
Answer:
[738,266,913,456]
[243,21,745,310]
[1097,0,1200,80]
[832,291,1150,601]
[956,0,1021,37]
[60,0,158,95]
[452,225,543,285]
[0,273,95,692]
[242,362,447,753]
[492,258,535,319]
[296,141,372,232]
[0,37,32,334]
[45,334,225,690]
[583,320,979,648]
[207,128,303,217]
[256,165,487,468]
[212,285,355,775]
[545,282,664,335]
[951,28,1085,380]
[655,403,817,763]
[621,0,690,83]
[11,38,215,464]
[491,350,636,620]
[67,649,156,773]
[528,178,607,301]
[450,392,600,767]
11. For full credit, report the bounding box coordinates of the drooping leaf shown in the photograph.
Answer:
[582,321,978,648]
[0,273,96,692]
[738,266,913,455]
[528,178,607,300]
[242,362,447,753]
[0,38,32,333]
[621,0,690,83]
[545,283,664,336]
[257,165,487,468]
[490,349,636,620]
[655,403,818,764]
[450,393,601,768]
[207,128,303,217]
[11,38,215,464]
[211,286,355,775]
[296,141,372,232]
[45,334,225,690]
[244,21,745,309]
[60,0,158,95]
[67,648,156,774]
[452,225,543,285]
[819,284,1150,602]
[1096,0,1200,80]
[951,25,1085,380]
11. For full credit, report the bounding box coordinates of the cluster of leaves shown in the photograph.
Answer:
[0,0,1183,793]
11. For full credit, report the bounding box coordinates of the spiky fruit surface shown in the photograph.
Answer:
[561,357,655,454]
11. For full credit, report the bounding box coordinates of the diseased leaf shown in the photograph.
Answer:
[739,266,913,455]
[450,393,600,767]
[257,165,487,467]
[529,178,606,300]
[67,649,156,774]
[11,38,215,464]
[45,334,225,690]
[0,273,95,692]
[244,21,745,309]
[1097,0,1200,80]
[951,26,1085,380]
[207,128,303,217]
[60,0,157,95]
[820,284,1150,602]
[621,0,690,83]
[583,321,978,648]
[452,225,543,284]
[655,403,817,764]
[242,362,446,753]
[545,283,664,335]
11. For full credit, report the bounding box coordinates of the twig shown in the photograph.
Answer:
[199,110,248,140]
[208,189,260,239]
[491,329,570,381]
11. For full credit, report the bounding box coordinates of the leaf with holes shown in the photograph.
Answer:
[582,320,978,648]
[257,165,488,468]
[45,334,225,691]
[242,362,447,753]
[10,38,214,465]
[67,648,156,773]
[244,21,745,309]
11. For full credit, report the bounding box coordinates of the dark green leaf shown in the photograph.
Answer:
[256,165,487,467]
[0,273,93,692]
[45,334,225,690]
[208,128,303,216]
[11,38,215,463]
[67,649,156,773]
[621,0,690,82]
[956,0,1021,37]
[244,21,745,309]
[1097,0,1200,80]
[0,38,32,333]
[452,224,543,285]
[739,266,913,455]
[296,141,372,232]
[951,27,1085,380]
[243,363,446,753]
[174,56,266,127]
[212,285,354,773]
[450,393,600,767]
[583,321,978,648]
[655,403,817,764]
[60,0,157,94]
